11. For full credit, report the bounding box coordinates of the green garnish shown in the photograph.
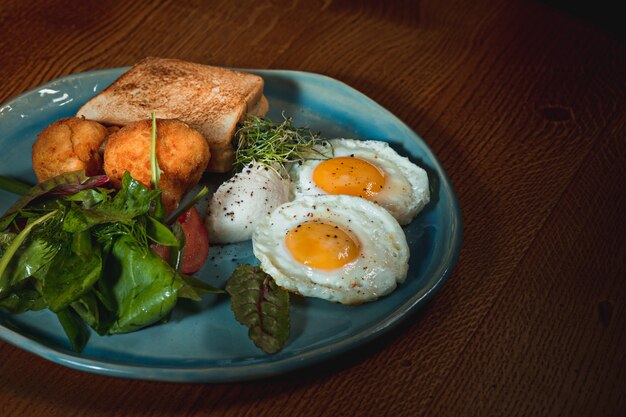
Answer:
[0,210,58,297]
[234,114,331,177]
[0,171,108,231]
[149,112,166,221]
[165,186,209,225]
[0,176,31,196]
[0,171,213,351]
[150,112,162,189]
[226,264,290,354]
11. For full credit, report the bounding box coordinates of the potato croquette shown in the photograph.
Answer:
[32,117,108,182]
[104,119,210,211]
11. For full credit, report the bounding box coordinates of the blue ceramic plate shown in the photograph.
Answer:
[0,68,461,382]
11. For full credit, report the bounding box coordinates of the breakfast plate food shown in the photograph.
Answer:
[0,63,462,382]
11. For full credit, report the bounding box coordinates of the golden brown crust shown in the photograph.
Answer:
[77,58,268,173]
[103,118,210,212]
[32,117,108,182]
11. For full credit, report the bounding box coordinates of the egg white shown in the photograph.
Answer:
[290,139,430,225]
[252,194,409,305]
[206,162,292,244]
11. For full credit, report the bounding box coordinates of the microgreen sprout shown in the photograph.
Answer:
[234,114,331,177]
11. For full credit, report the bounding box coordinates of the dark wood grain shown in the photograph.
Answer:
[0,0,624,416]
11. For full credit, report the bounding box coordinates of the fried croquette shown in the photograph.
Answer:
[104,119,210,211]
[32,117,108,182]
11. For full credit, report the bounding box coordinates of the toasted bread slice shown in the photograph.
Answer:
[77,57,268,172]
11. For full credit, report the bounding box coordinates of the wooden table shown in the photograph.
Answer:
[1,0,624,416]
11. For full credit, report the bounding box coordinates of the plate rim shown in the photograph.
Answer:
[0,67,463,383]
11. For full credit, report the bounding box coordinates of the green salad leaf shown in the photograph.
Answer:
[70,291,100,330]
[226,264,290,354]
[0,175,31,196]
[0,283,46,313]
[56,307,90,352]
[145,215,179,246]
[103,235,182,334]
[0,236,58,288]
[0,210,58,297]
[42,232,103,312]
[62,173,160,233]
[0,166,215,351]
[0,171,108,231]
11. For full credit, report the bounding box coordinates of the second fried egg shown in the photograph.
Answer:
[290,139,430,225]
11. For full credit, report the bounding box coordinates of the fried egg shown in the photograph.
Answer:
[252,194,409,305]
[290,139,430,225]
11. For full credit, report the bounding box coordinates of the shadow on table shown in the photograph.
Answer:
[539,0,624,36]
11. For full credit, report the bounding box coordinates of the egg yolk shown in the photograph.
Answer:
[285,221,360,270]
[312,157,385,199]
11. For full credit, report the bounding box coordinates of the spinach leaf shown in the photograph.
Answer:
[70,291,100,330]
[0,210,58,298]
[63,173,159,233]
[0,281,46,313]
[145,215,178,246]
[56,307,90,352]
[63,188,110,208]
[110,172,161,218]
[1,237,58,287]
[179,274,224,295]
[103,235,182,334]
[42,232,103,312]
[177,274,224,301]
